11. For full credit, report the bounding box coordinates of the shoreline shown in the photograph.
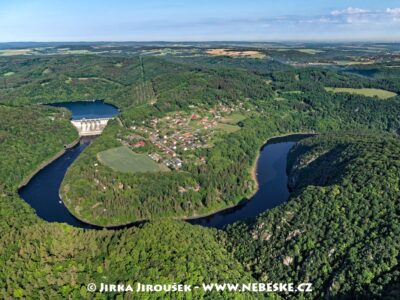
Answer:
[170,132,316,224]
[18,137,80,189]
[19,132,314,230]
[246,131,315,199]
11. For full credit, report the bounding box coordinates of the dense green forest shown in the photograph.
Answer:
[224,133,400,299]
[0,105,78,192]
[0,106,268,299]
[0,195,264,299]
[0,44,400,298]
[60,55,400,226]
[0,55,152,107]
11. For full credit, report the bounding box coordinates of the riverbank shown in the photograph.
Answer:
[247,132,315,199]
[19,131,313,229]
[187,133,315,225]
[58,133,301,229]
[66,133,315,228]
[18,137,80,189]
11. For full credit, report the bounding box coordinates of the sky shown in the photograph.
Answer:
[0,0,399,42]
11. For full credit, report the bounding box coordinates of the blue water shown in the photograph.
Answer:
[19,136,298,230]
[19,138,99,229]
[19,101,119,229]
[189,140,295,229]
[50,100,119,120]
[18,99,307,230]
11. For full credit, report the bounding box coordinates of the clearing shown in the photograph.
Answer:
[220,113,247,124]
[325,87,397,100]
[206,48,265,59]
[98,146,168,173]
[215,123,241,133]
[297,49,324,55]
[3,72,15,77]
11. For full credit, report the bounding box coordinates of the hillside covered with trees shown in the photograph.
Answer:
[0,43,399,299]
[60,55,400,226]
[0,105,266,299]
[224,133,400,299]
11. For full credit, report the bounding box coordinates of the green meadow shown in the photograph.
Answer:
[325,87,397,99]
[98,146,166,173]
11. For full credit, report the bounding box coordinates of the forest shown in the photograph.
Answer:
[0,105,271,299]
[60,56,400,226]
[224,133,400,299]
[0,43,399,299]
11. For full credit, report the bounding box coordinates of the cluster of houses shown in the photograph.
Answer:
[148,152,183,170]
[120,104,246,170]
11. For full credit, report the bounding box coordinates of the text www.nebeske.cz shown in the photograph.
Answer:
[88,282,313,293]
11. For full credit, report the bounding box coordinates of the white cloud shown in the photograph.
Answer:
[331,7,370,16]
[386,8,400,15]
[386,8,400,22]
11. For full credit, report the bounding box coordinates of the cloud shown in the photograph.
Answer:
[386,8,400,21]
[386,8,400,15]
[291,7,400,25]
[331,7,370,16]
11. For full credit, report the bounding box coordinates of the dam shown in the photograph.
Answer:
[49,100,119,136]
[71,117,112,136]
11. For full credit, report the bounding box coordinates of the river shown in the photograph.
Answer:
[19,101,305,230]
[189,135,308,229]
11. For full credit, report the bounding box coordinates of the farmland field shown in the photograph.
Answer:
[98,146,167,173]
[297,49,324,54]
[325,87,397,99]
[206,48,265,58]
[0,49,36,56]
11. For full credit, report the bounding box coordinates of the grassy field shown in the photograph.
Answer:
[220,113,247,124]
[215,123,241,133]
[333,60,376,66]
[281,90,303,94]
[0,49,36,56]
[98,146,167,173]
[325,87,397,100]
[3,72,15,77]
[297,49,324,55]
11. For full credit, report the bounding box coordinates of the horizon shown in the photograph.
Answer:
[1,40,400,44]
[0,0,399,42]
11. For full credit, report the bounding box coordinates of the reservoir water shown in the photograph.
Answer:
[50,100,119,120]
[18,101,305,230]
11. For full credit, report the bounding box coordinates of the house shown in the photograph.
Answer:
[133,140,145,148]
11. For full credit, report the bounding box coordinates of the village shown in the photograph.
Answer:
[119,103,247,170]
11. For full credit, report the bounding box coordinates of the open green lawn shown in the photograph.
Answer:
[98,146,167,173]
[325,87,397,100]
[220,113,246,124]
[297,49,324,55]
[215,123,241,133]
[333,60,376,66]
[281,90,303,94]
[3,72,15,77]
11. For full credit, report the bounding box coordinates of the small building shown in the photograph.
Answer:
[133,140,146,148]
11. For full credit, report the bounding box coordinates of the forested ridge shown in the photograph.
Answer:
[0,106,267,299]
[0,47,399,299]
[1,195,263,299]
[61,55,400,226]
[224,134,400,299]
[0,105,78,192]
